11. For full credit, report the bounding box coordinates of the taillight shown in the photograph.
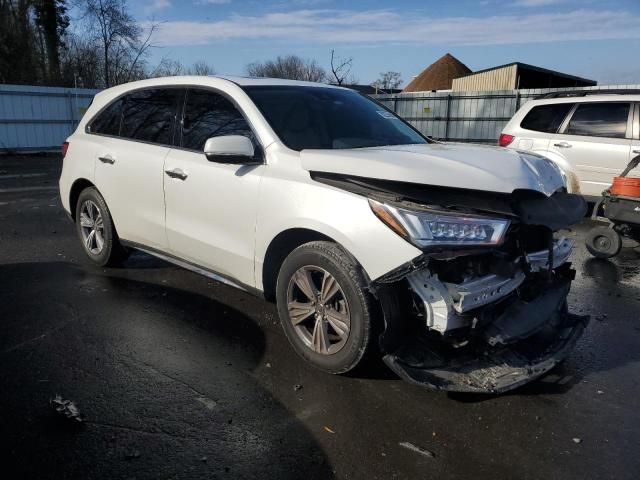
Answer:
[498,133,514,147]
[62,141,69,158]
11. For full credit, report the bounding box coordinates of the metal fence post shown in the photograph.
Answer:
[67,90,75,129]
[444,94,452,141]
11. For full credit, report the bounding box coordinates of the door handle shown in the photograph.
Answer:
[98,155,115,164]
[553,142,572,148]
[165,168,188,180]
[632,149,640,154]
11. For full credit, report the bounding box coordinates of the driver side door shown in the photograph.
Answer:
[163,88,265,288]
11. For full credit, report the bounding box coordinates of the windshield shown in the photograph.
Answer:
[243,86,428,151]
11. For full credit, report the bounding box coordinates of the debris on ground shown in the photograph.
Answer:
[125,450,141,460]
[200,456,208,463]
[573,438,582,444]
[597,390,604,395]
[265,362,272,368]
[293,384,303,391]
[50,395,84,423]
[324,426,335,434]
[399,442,435,458]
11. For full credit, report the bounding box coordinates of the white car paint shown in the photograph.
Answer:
[301,143,565,197]
[501,94,640,198]
[59,75,566,293]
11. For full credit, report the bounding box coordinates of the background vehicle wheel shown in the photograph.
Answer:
[276,241,378,374]
[585,226,622,259]
[75,187,128,267]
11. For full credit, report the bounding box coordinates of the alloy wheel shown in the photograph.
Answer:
[286,266,351,355]
[79,200,105,255]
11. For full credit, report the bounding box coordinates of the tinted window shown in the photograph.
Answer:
[89,98,123,136]
[520,103,573,133]
[181,89,254,151]
[565,102,630,139]
[244,86,427,151]
[120,88,180,145]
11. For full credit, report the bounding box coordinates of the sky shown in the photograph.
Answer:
[120,0,640,86]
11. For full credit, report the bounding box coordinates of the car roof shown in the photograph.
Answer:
[213,75,345,88]
[528,93,640,105]
[91,75,347,104]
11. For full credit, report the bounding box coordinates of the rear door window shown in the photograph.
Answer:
[564,102,630,139]
[120,88,181,145]
[520,103,574,133]
[88,98,124,136]
[180,89,254,151]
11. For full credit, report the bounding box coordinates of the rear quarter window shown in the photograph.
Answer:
[88,98,124,136]
[520,103,574,133]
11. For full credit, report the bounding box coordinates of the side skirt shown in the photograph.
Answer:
[120,240,265,299]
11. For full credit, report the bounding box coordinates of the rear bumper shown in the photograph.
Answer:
[382,276,589,394]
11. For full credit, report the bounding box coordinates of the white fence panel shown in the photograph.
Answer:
[0,84,99,152]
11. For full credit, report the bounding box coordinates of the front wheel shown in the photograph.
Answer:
[75,187,128,267]
[585,226,622,259]
[275,241,378,374]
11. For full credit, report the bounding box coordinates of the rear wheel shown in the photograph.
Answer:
[585,226,622,259]
[75,187,128,266]
[275,241,378,374]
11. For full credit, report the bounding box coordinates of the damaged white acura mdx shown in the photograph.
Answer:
[59,76,589,393]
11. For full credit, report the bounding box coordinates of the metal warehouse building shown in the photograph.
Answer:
[451,62,596,92]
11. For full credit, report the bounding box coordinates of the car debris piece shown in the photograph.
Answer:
[50,395,84,423]
[399,442,435,458]
[293,384,303,391]
[324,426,336,434]
[125,450,141,460]
[572,438,582,444]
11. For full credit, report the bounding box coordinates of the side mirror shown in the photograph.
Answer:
[203,135,259,164]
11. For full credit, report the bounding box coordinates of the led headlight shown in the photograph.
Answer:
[369,199,510,248]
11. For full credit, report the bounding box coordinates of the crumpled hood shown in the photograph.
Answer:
[300,143,565,197]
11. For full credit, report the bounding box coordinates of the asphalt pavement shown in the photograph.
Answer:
[1,154,639,480]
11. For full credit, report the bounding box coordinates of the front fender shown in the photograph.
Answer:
[254,179,421,291]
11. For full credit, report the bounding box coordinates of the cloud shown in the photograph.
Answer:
[195,0,231,4]
[145,0,171,14]
[149,8,640,47]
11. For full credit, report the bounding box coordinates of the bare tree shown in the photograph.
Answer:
[330,49,354,86]
[371,71,403,92]
[188,60,215,76]
[150,57,185,77]
[82,0,157,87]
[246,55,325,82]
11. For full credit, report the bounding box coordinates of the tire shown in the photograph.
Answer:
[275,241,378,374]
[585,226,622,259]
[75,187,128,267]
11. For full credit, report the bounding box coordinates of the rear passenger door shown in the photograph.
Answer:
[547,101,632,197]
[92,87,182,249]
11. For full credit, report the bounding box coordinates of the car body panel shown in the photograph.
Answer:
[301,143,565,197]
[163,147,265,287]
[253,144,423,288]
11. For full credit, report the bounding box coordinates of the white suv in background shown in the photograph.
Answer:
[59,76,588,393]
[500,92,640,198]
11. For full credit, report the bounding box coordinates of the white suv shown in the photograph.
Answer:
[60,76,588,393]
[500,92,640,199]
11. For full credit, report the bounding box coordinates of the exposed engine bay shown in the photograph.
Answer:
[312,172,590,393]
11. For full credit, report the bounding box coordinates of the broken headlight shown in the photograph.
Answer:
[369,199,510,248]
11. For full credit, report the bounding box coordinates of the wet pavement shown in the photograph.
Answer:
[1,155,639,480]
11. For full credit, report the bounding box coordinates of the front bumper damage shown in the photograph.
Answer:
[377,244,589,394]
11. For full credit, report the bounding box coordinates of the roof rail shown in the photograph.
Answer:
[537,89,640,99]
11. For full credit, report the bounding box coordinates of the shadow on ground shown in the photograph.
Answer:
[0,261,332,480]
